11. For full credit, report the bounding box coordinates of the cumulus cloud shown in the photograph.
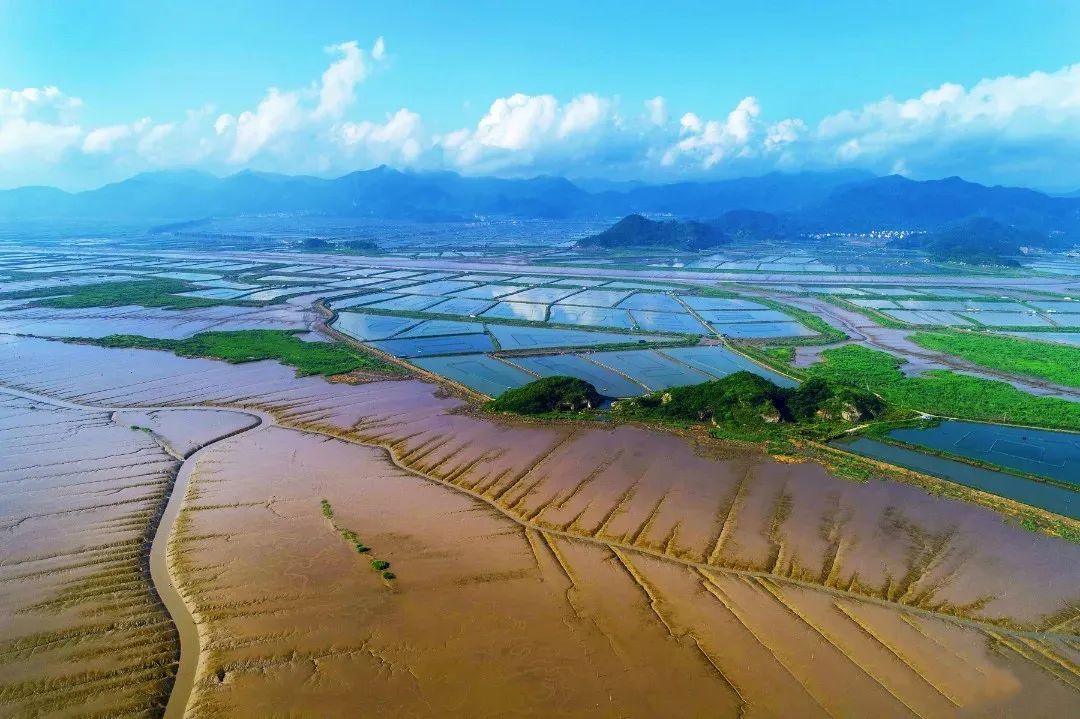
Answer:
[6,45,1080,190]
[438,92,626,173]
[810,63,1080,179]
[338,108,423,162]
[224,88,304,162]
[82,124,132,154]
[660,97,762,168]
[0,86,81,119]
[212,36,388,165]
[314,40,373,119]
[0,86,84,174]
[0,118,82,160]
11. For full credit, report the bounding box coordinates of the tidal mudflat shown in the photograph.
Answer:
[0,386,257,717]
[1,334,1078,716]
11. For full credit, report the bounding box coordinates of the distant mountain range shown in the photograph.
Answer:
[2,167,1080,242]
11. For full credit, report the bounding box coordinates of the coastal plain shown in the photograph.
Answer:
[1,246,1079,718]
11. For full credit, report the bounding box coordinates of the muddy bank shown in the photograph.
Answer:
[1,335,1078,716]
[0,386,260,717]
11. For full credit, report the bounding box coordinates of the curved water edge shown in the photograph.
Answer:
[0,386,267,719]
[151,416,265,719]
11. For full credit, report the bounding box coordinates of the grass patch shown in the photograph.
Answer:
[911,330,1080,388]
[84,330,403,377]
[0,278,242,310]
[320,500,395,581]
[805,344,1080,431]
[761,346,795,364]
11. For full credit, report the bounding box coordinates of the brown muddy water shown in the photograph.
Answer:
[0,334,1078,717]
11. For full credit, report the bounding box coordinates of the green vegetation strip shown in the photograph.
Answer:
[321,500,395,581]
[824,295,911,329]
[911,330,1080,388]
[0,278,244,310]
[805,344,1080,431]
[83,330,403,377]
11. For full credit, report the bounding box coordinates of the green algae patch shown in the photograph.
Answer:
[87,329,404,377]
[2,278,238,310]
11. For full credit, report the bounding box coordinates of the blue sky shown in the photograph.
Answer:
[3,0,1080,190]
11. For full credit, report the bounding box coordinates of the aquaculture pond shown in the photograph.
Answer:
[833,437,1079,520]
[547,306,636,330]
[886,420,1080,487]
[332,312,420,340]
[711,320,818,338]
[589,349,713,391]
[628,310,710,335]
[659,346,798,387]
[409,354,534,396]
[487,325,669,351]
[368,333,495,358]
[507,354,647,398]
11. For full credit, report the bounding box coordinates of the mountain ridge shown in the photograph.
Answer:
[2,167,1079,240]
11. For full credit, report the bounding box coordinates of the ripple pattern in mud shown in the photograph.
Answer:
[1,335,1079,717]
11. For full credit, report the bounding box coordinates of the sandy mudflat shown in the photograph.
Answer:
[1,334,1078,717]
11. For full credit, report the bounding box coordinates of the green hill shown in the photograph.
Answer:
[488,376,603,414]
[578,214,728,250]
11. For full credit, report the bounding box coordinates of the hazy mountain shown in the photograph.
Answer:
[2,168,1080,243]
[708,209,786,240]
[796,175,1080,235]
[890,217,1052,266]
[577,214,728,250]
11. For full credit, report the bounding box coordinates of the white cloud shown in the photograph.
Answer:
[214,113,235,135]
[0,86,84,169]
[313,41,369,119]
[7,47,1080,190]
[764,118,805,151]
[229,88,304,163]
[813,63,1080,174]
[82,124,132,153]
[558,93,610,137]
[338,108,423,161]
[644,96,666,126]
[661,97,762,169]
[0,118,81,160]
[0,86,81,119]
[439,92,628,173]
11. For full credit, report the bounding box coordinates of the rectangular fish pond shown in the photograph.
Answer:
[832,435,1078,520]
